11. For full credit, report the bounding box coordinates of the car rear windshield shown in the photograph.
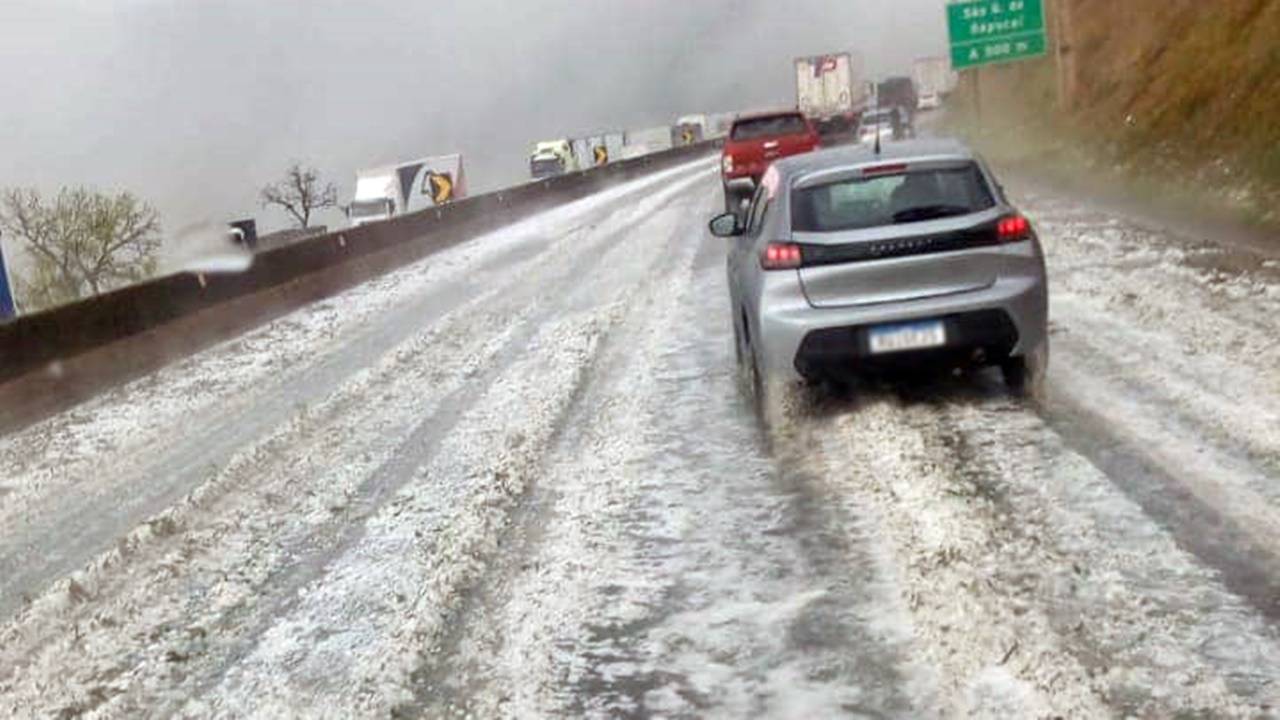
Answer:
[791,164,996,232]
[731,115,808,141]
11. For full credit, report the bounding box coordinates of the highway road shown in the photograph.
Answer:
[2,154,1280,718]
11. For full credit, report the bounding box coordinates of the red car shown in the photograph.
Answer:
[721,111,820,211]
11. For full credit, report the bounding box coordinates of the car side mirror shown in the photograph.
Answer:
[708,212,743,238]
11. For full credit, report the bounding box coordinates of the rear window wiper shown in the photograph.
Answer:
[891,204,971,224]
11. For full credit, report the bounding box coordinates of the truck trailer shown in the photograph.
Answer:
[571,132,626,168]
[912,56,956,111]
[349,154,466,227]
[794,52,867,135]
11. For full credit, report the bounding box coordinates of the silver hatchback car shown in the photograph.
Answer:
[709,139,1048,396]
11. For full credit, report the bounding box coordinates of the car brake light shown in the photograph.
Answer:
[862,163,909,176]
[761,242,803,270]
[722,154,734,174]
[997,214,1031,242]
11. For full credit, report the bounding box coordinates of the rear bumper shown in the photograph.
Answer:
[754,271,1048,384]
[795,309,1018,379]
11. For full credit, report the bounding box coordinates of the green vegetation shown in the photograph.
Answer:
[944,0,1280,231]
[0,187,161,311]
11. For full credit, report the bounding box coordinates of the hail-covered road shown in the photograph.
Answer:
[2,155,1279,718]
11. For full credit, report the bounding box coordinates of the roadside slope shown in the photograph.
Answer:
[947,0,1280,230]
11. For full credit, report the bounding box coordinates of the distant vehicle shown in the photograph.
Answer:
[673,114,709,145]
[623,126,675,159]
[877,76,918,123]
[349,166,398,227]
[794,52,867,135]
[858,107,911,145]
[708,139,1049,402]
[572,132,626,167]
[706,112,736,140]
[617,144,653,161]
[530,139,579,179]
[228,219,258,250]
[913,56,953,111]
[349,154,466,227]
[721,111,820,212]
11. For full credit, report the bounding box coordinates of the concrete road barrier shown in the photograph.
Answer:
[0,142,718,434]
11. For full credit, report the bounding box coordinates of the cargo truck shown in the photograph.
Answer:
[619,126,674,160]
[794,52,867,136]
[672,114,708,146]
[530,140,578,179]
[912,56,955,111]
[877,76,918,124]
[571,132,626,168]
[348,154,466,227]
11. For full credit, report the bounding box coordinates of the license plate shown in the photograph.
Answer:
[868,320,947,355]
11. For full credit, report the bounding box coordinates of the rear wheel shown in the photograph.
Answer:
[747,347,806,433]
[1002,340,1049,399]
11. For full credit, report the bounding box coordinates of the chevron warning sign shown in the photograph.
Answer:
[427,172,455,204]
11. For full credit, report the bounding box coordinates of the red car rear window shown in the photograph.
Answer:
[730,115,808,141]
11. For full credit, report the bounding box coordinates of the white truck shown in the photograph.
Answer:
[913,56,957,111]
[572,132,626,168]
[672,114,709,146]
[619,126,673,160]
[706,112,735,140]
[348,154,466,227]
[530,140,579,179]
[794,52,867,135]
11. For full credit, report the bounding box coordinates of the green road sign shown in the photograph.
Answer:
[948,0,1047,70]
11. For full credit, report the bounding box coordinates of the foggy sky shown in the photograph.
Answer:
[0,0,948,240]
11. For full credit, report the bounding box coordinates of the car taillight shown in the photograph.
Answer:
[722,154,734,174]
[997,214,1032,242]
[760,242,803,270]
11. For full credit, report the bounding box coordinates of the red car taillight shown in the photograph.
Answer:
[760,242,803,270]
[997,214,1032,242]
[722,154,734,174]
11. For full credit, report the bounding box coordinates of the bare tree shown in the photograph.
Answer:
[0,187,161,311]
[260,162,338,229]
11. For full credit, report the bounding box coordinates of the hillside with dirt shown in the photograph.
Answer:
[947,0,1280,228]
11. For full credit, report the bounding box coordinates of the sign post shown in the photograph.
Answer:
[947,0,1048,71]
[0,232,17,320]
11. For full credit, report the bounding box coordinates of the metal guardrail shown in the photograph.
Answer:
[0,141,717,432]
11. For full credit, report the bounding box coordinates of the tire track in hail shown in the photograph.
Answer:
[171,171,715,707]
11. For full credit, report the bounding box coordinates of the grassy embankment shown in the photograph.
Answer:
[944,0,1280,231]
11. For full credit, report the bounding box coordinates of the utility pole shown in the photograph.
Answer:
[1054,0,1077,111]
[973,67,983,130]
